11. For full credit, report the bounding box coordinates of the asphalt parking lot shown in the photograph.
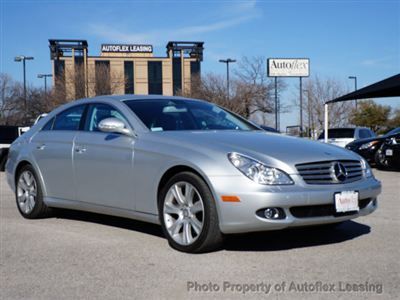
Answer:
[1,170,399,299]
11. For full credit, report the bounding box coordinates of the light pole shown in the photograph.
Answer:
[348,76,358,110]
[37,74,53,95]
[14,55,34,111]
[219,58,236,100]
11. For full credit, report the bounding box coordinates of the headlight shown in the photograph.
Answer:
[359,141,379,150]
[360,158,373,178]
[227,152,294,185]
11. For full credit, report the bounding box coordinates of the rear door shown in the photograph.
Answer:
[31,104,86,200]
[73,103,136,210]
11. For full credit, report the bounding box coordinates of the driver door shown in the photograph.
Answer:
[73,103,136,211]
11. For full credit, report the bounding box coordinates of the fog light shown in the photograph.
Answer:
[256,207,285,220]
[264,207,283,219]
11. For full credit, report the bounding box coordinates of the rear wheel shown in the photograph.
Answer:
[158,172,223,253]
[16,165,51,219]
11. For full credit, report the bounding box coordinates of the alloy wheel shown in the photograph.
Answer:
[163,181,204,246]
[17,171,37,214]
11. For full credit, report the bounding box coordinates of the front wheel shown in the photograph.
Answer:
[158,172,223,253]
[374,148,389,169]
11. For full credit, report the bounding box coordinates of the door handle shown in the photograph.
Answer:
[36,144,46,150]
[75,146,87,153]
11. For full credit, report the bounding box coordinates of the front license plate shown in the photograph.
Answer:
[386,149,393,156]
[335,191,359,213]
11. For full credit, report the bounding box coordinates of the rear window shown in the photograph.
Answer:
[386,127,400,135]
[53,105,86,131]
[318,129,355,139]
[0,126,19,144]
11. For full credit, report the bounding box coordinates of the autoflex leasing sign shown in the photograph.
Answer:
[267,58,310,77]
[101,44,153,53]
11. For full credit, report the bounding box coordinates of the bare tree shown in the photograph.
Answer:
[181,56,287,122]
[235,56,287,121]
[0,73,25,125]
[302,76,353,136]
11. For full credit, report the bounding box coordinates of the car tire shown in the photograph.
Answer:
[158,171,223,253]
[374,149,388,169]
[16,165,51,219]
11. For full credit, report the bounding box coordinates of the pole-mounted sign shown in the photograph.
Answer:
[267,58,310,135]
[267,58,310,77]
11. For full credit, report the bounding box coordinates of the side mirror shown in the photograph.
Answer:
[98,118,134,137]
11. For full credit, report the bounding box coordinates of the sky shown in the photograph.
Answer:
[1,0,399,129]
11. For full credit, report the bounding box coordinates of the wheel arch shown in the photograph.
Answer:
[14,160,47,196]
[157,165,216,205]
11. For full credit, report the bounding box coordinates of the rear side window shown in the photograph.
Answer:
[41,118,54,131]
[53,105,86,131]
[318,129,355,139]
[359,129,370,139]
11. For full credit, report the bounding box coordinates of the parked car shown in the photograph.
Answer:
[0,126,30,171]
[6,95,381,253]
[0,115,47,172]
[318,127,376,148]
[346,128,400,165]
[374,134,400,170]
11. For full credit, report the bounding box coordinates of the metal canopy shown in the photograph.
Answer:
[326,74,400,104]
[49,39,88,60]
[323,73,400,142]
[166,41,204,61]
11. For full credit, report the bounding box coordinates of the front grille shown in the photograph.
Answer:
[296,160,363,184]
[290,198,372,218]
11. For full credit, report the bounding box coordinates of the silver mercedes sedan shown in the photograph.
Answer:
[6,95,381,253]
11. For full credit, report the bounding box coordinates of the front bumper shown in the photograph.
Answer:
[208,174,381,234]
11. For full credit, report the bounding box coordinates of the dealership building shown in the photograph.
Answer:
[49,39,203,99]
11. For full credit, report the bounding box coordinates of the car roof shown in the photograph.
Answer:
[74,94,204,104]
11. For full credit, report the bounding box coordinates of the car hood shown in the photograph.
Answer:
[347,136,386,147]
[149,130,361,169]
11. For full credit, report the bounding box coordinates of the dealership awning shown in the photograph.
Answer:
[323,73,400,142]
[326,73,400,104]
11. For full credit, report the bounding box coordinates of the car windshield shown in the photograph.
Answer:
[124,99,259,131]
[318,128,355,139]
[386,127,400,136]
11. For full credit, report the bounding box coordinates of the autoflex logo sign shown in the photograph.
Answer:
[268,58,310,77]
[101,44,153,53]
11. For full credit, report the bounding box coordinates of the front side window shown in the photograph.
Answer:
[85,103,128,132]
[53,105,86,131]
[124,99,258,131]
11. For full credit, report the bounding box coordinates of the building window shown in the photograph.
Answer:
[124,61,134,94]
[75,56,85,99]
[190,61,201,77]
[54,60,65,99]
[148,61,163,95]
[172,58,181,95]
[190,61,201,91]
[95,60,110,96]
